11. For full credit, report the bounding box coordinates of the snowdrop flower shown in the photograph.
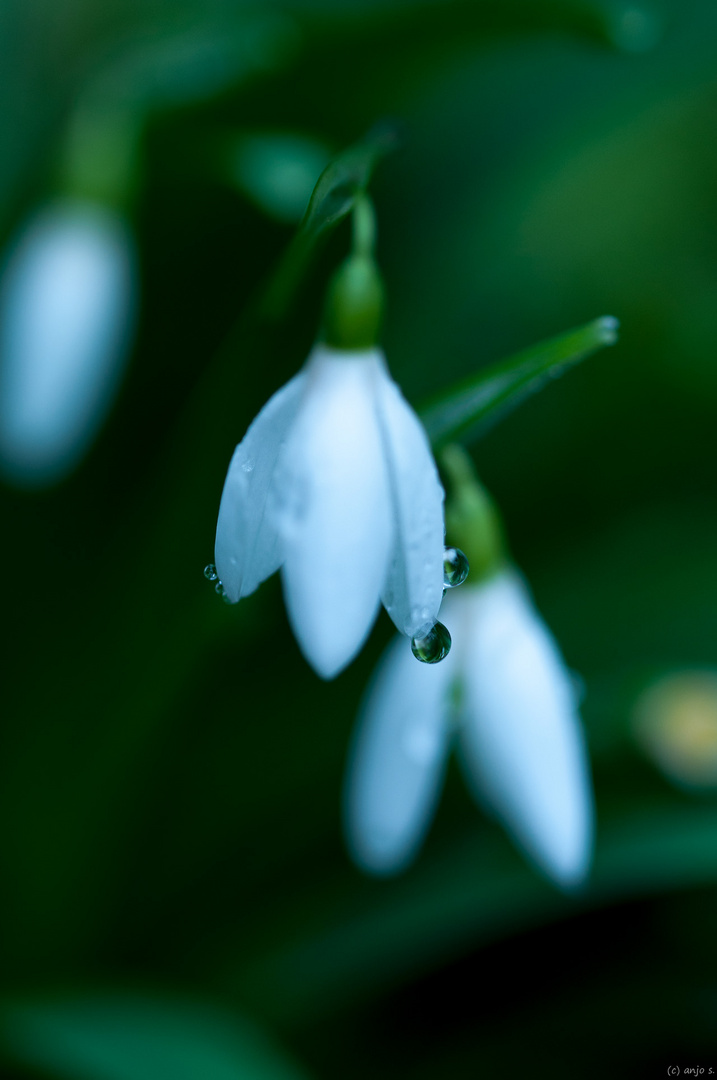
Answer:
[214,198,446,679]
[0,199,136,487]
[345,449,594,887]
[214,342,445,679]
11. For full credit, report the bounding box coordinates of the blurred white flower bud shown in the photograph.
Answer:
[0,199,137,487]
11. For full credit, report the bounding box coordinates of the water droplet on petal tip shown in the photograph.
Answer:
[411,621,451,664]
[214,581,225,596]
[443,547,469,588]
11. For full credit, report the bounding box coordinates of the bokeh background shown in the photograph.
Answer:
[2,0,717,1076]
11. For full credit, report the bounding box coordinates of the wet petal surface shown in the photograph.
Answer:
[374,363,445,638]
[277,347,392,679]
[214,372,307,602]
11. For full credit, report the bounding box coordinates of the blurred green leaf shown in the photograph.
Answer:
[90,14,300,114]
[226,798,717,1026]
[261,123,399,318]
[419,316,619,448]
[0,991,309,1080]
[227,132,332,225]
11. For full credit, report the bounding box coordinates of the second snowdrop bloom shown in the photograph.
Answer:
[215,341,445,679]
[0,199,136,487]
[345,569,595,888]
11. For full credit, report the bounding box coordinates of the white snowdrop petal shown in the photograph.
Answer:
[455,573,595,886]
[277,346,392,679]
[345,632,455,874]
[374,361,445,638]
[0,200,136,487]
[214,372,307,602]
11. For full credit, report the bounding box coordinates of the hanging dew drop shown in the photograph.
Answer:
[205,568,232,603]
[411,621,451,664]
[443,547,469,588]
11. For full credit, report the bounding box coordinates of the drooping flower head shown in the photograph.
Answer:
[0,88,141,489]
[0,200,137,487]
[213,197,447,678]
[345,445,595,887]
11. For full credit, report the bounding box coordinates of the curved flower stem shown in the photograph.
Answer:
[351,194,377,260]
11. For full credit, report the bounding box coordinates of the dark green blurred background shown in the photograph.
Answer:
[2,0,717,1076]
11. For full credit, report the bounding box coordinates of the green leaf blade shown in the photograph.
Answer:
[0,991,310,1080]
[419,315,620,448]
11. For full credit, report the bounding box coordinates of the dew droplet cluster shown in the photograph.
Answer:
[203,564,231,603]
[410,547,470,665]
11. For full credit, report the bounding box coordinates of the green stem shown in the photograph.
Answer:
[351,194,377,259]
[321,195,385,350]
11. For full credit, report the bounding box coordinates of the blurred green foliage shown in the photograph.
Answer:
[2,0,717,1076]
